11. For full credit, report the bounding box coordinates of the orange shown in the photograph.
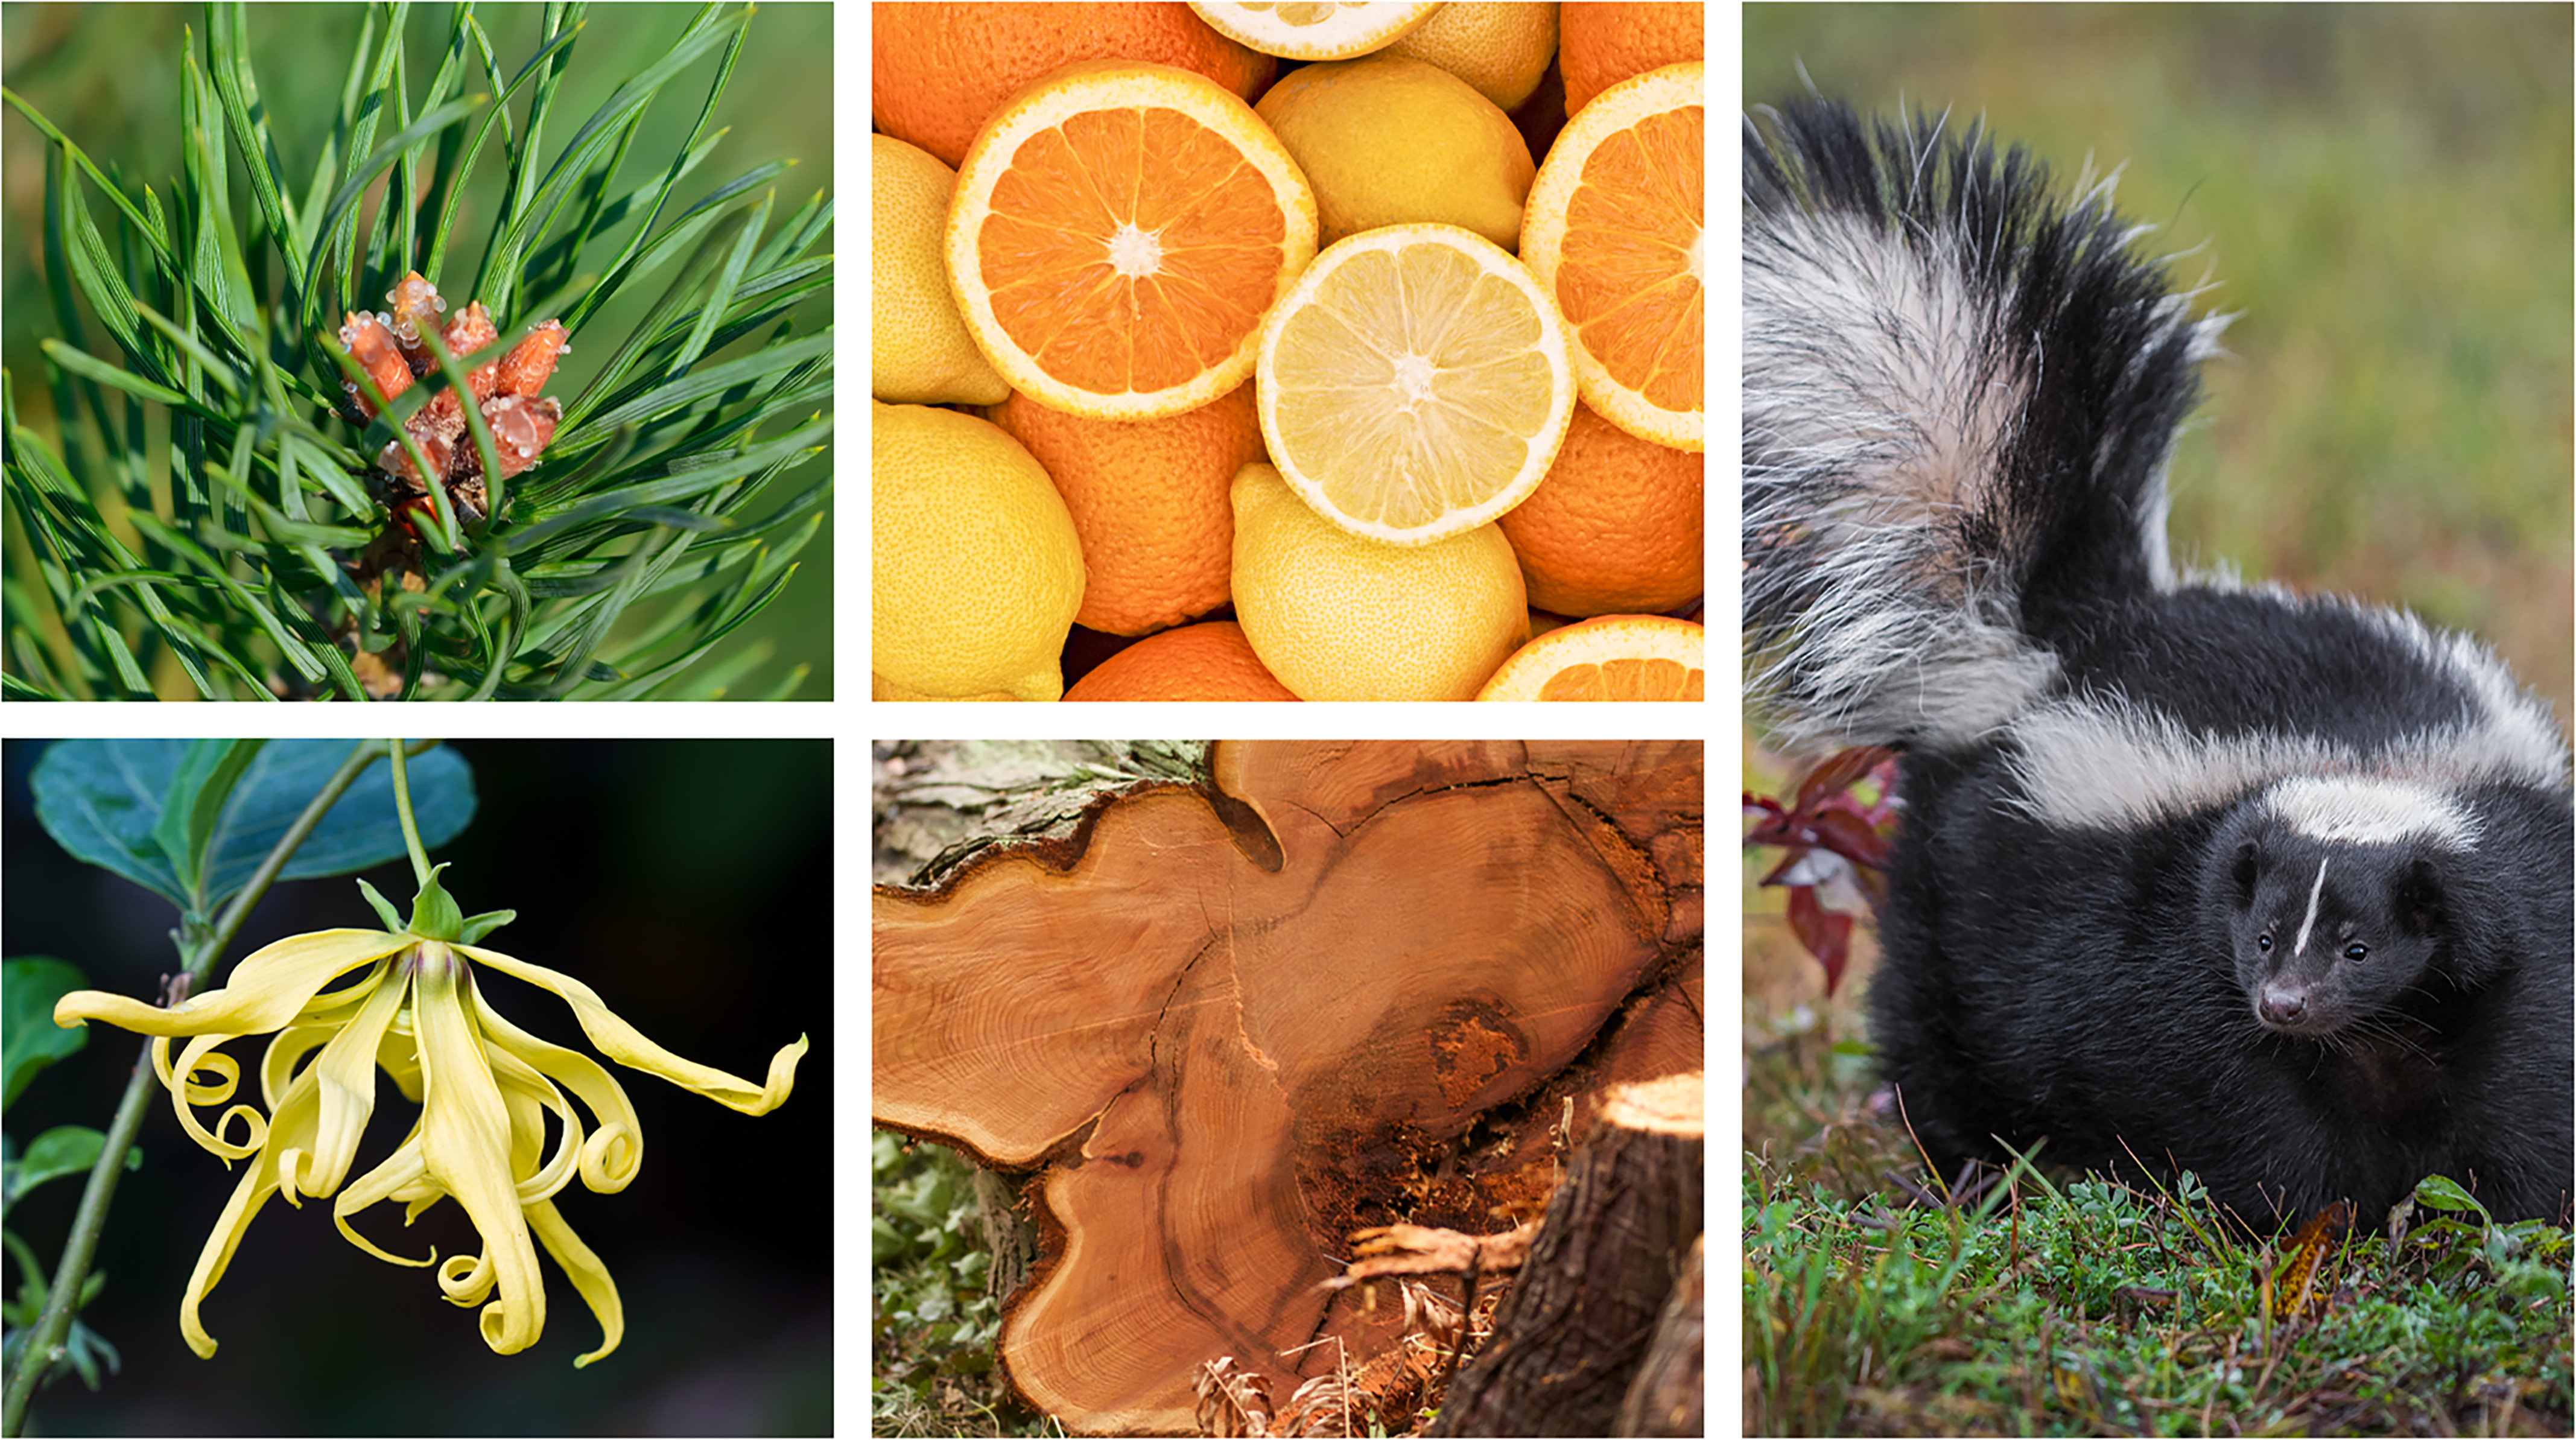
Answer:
[1475,614,1705,700]
[1558,1,1704,115]
[947,62,1321,420]
[1497,402,1704,616]
[984,384,1267,636]
[1520,62,1703,451]
[872,2,1275,168]
[1063,621,1301,700]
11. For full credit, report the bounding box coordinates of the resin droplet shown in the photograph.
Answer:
[440,302,501,401]
[336,310,413,420]
[493,321,569,401]
[384,271,448,376]
[478,394,563,479]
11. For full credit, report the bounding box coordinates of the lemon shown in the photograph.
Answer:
[1257,223,1575,545]
[1186,1,1441,60]
[1380,2,1561,112]
[1252,54,1537,250]
[1230,461,1528,700]
[873,402,1084,700]
[873,135,1010,406]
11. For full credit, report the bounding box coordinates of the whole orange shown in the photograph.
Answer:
[1558,2,1703,113]
[1064,621,1301,700]
[874,2,1277,167]
[986,383,1267,636]
[1497,402,1704,616]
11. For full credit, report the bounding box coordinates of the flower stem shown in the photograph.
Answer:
[390,738,432,887]
[0,739,413,1438]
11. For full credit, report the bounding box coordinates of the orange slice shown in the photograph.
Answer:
[1256,223,1575,545]
[947,62,1320,420]
[1519,62,1703,451]
[1475,614,1705,700]
[1185,1,1441,60]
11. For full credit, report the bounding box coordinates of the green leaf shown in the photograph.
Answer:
[148,739,267,906]
[3,957,89,1111]
[3,1126,140,1209]
[30,741,475,915]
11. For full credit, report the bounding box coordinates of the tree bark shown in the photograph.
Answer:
[873,741,1704,1436]
[1615,1235,1706,1436]
[1428,1072,1706,1438]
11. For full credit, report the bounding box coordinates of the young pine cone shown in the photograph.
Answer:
[334,270,571,528]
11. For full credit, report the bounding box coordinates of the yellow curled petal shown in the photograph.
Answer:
[458,944,807,1115]
[471,984,644,1193]
[416,946,547,1355]
[56,930,413,1037]
[482,1039,583,1205]
[527,1198,624,1368]
[179,1055,325,1356]
[157,1038,267,1161]
[332,1124,439,1268]
[288,959,408,1202]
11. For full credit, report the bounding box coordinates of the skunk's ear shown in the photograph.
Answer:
[2391,855,2446,937]
[2229,840,2263,907]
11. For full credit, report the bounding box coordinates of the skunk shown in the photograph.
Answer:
[1744,100,2575,1227]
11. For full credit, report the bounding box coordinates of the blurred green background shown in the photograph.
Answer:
[2,738,834,1436]
[1,3,835,699]
[1746,2,2574,720]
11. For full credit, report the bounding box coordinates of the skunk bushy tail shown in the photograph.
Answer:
[1743,101,2231,752]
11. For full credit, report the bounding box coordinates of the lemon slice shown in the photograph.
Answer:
[1185,1,1441,60]
[1476,615,1706,700]
[946,62,1318,420]
[1256,223,1576,545]
[1521,62,1704,451]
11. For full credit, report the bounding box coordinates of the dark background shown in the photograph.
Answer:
[2,738,833,1436]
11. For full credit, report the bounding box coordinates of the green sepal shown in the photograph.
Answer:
[458,909,518,945]
[406,864,465,942]
[354,877,406,932]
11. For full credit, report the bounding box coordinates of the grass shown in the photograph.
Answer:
[1,2,831,699]
[1743,954,2576,1438]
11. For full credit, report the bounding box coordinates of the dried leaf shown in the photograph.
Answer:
[1191,1356,1274,1438]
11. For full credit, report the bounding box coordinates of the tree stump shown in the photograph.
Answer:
[873,741,1704,1435]
[1429,1072,1706,1438]
[1616,1235,1706,1436]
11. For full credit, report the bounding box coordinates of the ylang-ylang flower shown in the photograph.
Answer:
[53,879,805,1366]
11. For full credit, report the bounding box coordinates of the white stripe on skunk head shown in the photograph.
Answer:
[2262,776,2478,849]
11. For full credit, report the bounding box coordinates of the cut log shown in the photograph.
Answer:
[873,741,1704,1435]
[1427,1072,1706,1438]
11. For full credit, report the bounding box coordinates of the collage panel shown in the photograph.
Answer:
[871,2,1705,703]
[1,4,832,700]
[1743,6,2575,1435]
[2,738,831,1432]
[873,739,1705,1435]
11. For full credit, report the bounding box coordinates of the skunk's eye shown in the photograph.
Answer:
[2343,942,2368,962]
[2256,931,2273,953]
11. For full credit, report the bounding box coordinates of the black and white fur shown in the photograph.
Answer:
[1745,100,2575,1227]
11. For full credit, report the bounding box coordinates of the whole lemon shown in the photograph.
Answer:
[1231,461,1527,700]
[1380,1,1561,112]
[1253,55,1537,251]
[873,402,1085,700]
[874,135,1011,406]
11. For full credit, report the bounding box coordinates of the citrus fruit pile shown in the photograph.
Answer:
[874,1,1704,701]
